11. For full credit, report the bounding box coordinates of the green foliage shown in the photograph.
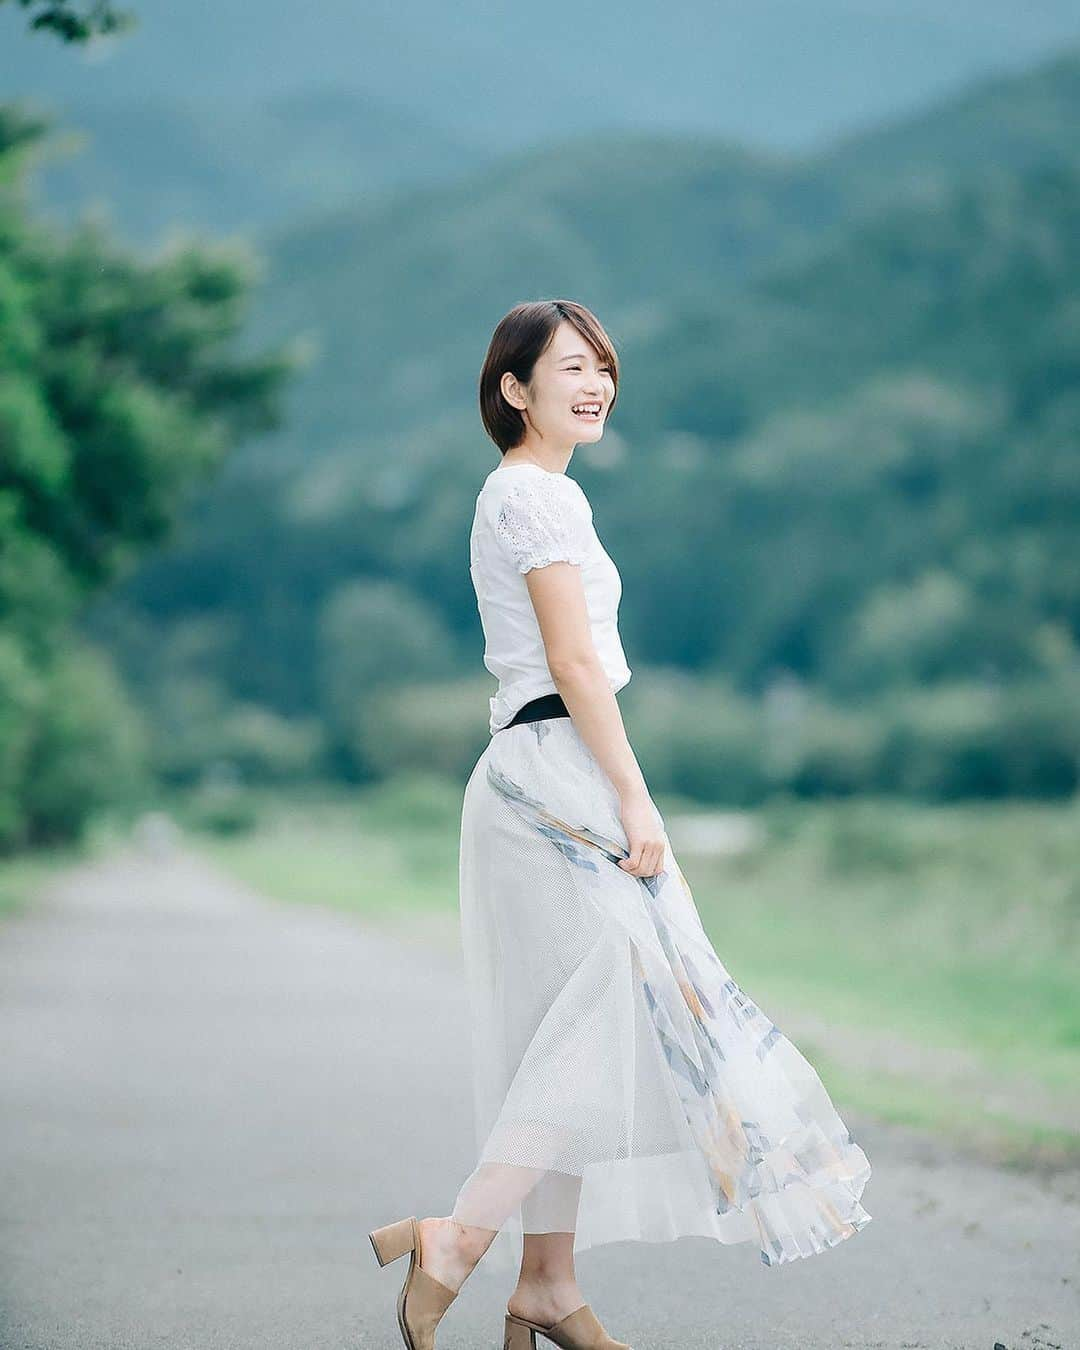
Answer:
[178,776,261,837]
[619,667,1080,806]
[152,678,327,787]
[17,637,148,847]
[352,677,494,782]
[353,770,466,832]
[315,578,455,772]
[295,661,1077,807]
[0,0,135,44]
[0,106,299,605]
[622,671,771,805]
[0,632,39,845]
[0,628,147,850]
[0,106,299,846]
[878,677,1080,800]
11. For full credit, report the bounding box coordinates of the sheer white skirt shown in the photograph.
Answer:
[451,715,872,1276]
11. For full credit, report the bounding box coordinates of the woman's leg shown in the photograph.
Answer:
[509,1168,585,1324]
[415,1215,496,1292]
[508,1232,587,1327]
[414,1216,587,1325]
[418,1161,585,1308]
[416,1160,555,1291]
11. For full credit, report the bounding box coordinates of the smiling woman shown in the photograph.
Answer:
[478,300,620,456]
[367,300,872,1350]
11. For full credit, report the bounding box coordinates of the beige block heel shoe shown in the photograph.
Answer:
[368,1216,459,1350]
[503,1303,632,1350]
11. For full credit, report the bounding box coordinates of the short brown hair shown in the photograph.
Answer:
[479,300,620,454]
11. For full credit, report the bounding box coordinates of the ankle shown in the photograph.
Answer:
[449,1217,495,1260]
[513,1273,581,1298]
[422,1215,492,1266]
[508,1274,584,1326]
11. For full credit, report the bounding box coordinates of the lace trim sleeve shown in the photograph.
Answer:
[494,475,593,574]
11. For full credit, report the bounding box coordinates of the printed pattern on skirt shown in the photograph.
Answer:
[451,716,871,1274]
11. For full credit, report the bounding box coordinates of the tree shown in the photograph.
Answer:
[0,0,135,43]
[0,103,303,846]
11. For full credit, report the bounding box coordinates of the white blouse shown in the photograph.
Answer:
[469,463,633,735]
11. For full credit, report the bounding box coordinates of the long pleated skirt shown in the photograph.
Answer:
[450,715,872,1276]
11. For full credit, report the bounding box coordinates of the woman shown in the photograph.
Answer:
[369,301,872,1350]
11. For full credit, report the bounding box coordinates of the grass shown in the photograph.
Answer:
[0,845,87,919]
[192,774,465,923]
[697,797,1080,1062]
[195,779,1080,1168]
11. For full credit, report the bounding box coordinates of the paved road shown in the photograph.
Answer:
[0,844,1077,1350]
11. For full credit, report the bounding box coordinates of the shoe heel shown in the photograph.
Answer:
[368,1216,416,1266]
[504,1314,536,1350]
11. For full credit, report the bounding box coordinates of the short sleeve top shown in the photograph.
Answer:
[469,463,632,735]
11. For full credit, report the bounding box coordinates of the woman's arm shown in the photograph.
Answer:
[525,562,666,879]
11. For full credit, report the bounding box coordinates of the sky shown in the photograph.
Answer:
[2,0,1079,152]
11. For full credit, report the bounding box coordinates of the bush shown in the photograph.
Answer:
[152,677,327,786]
[354,771,465,832]
[622,670,772,805]
[352,676,493,781]
[180,774,260,836]
[316,579,455,773]
[0,634,41,850]
[19,640,149,847]
[878,676,1080,800]
[622,666,1080,806]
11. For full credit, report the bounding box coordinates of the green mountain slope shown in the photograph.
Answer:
[82,46,1080,794]
[812,46,1080,218]
[244,47,1080,467]
[245,132,826,466]
[20,88,487,246]
[615,161,1080,688]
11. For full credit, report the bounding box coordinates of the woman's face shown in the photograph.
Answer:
[508,320,615,450]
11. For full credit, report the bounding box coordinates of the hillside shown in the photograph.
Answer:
[243,132,825,469]
[614,161,1080,688]
[80,45,1080,795]
[18,88,486,246]
[812,45,1080,218]
[236,47,1080,468]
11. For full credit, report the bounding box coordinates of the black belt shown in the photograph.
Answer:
[501,691,571,730]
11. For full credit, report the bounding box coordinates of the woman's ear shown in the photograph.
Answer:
[501,370,525,411]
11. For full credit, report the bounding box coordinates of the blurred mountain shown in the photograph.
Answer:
[617,159,1080,680]
[234,45,1080,473]
[239,132,823,473]
[628,46,1080,434]
[811,44,1080,217]
[18,87,487,244]
[81,43,1080,759]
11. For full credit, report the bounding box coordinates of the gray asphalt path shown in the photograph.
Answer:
[1,844,1077,1350]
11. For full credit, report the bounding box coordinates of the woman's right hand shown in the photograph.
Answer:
[617,790,667,878]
